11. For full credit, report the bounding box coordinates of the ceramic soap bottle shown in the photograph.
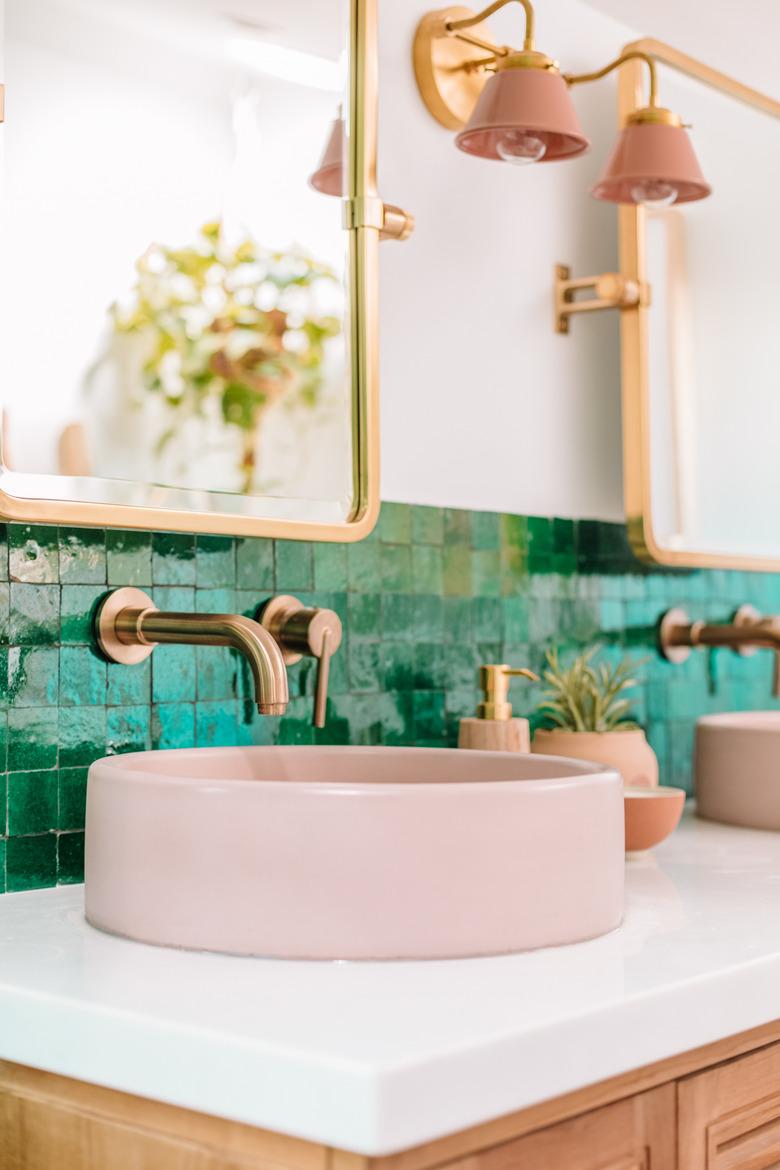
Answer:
[458,664,538,752]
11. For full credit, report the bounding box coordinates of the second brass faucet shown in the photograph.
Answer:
[660,605,780,696]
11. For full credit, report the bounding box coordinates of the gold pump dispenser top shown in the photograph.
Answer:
[478,664,538,721]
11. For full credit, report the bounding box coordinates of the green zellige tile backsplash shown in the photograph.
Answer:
[2,503,780,894]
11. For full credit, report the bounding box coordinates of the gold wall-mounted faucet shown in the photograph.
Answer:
[660,605,780,696]
[259,595,343,729]
[95,588,289,715]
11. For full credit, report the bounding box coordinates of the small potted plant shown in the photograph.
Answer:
[531,647,658,789]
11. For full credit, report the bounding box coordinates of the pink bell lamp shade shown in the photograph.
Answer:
[308,116,344,196]
[591,118,711,206]
[455,67,590,164]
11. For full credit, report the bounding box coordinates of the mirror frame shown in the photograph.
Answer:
[619,38,780,571]
[0,0,380,542]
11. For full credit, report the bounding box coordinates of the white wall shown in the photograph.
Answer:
[378,0,641,520]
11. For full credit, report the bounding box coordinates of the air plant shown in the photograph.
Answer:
[538,646,644,733]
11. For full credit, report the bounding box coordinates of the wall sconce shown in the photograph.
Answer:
[413,0,711,207]
[308,111,415,240]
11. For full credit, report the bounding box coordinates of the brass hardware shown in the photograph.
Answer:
[478,663,538,721]
[0,0,383,543]
[659,605,780,696]
[555,264,649,335]
[380,204,416,241]
[413,6,499,130]
[96,588,289,715]
[259,595,343,728]
[565,50,660,109]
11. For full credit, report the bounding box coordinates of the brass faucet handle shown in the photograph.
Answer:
[259,595,343,728]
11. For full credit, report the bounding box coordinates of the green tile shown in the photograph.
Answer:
[57,832,85,885]
[152,532,196,585]
[347,541,381,591]
[106,658,151,706]
[472,549,501,597]
[6,835,57,892]
[59,647,107,706]
[500,513,528,552]
[236,538,274,590]
[8,525,59,583]
[196,700,238,747]
[413,690,446,740]
[348,641,381,693]
[381,594,415,640]
[0,524,7,582]
[58,768,88,830]
[7,707,58,771]
[152,702,195,750]
[195,587,235,614]
[313,544,347,591]
[411,545,443,595]
[8,770,58,835]
[8,646,60,707]
[152,645,197,703]
[472,512,501,550]
[379,502,412,544]
[382,545,412,593]
[195,536,235,587]
[196,646,236,701]
[0,581,10,644]
[275,541,313,591]
[381,641,415,690]
[9,584,59,644]
[444,508,471,545]
[58,528,107,584]
[443,546,472,597]
[411,506,443,546]
[106,531,152,586]
[58,705,106,768]
[347,592,381,638]
[527,516,553,567]
[106,705,150,754]
[60,584,106,644]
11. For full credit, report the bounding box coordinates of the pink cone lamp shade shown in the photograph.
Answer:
[308,116,344,196]
[592,119,711,206]
[455,68,590,163]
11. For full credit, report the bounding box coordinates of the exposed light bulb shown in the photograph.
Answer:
[630,180,678,208]
[495,130,547,165]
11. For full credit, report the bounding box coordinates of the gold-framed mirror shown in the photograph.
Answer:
[0,0,400,540]
[619,39,780,571]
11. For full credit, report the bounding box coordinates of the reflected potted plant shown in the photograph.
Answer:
[531,647,658,789]
[96,221,341,494]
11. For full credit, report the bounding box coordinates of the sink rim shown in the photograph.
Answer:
[697,711,780,732]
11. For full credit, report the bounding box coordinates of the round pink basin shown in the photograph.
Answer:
[85,746,624,960]
[696,712,780,831]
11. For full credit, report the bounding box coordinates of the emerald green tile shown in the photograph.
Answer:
[381,691,414,746]
[441,597,472,643]
[379,502,412,544]
[413,643,447,690]
[106,530,152,586]
[347,541,381,591]
[8,646,59,707]
[58,705,106,768]
[472,597,502,642]
[236,539,274,590]
[413,690,446,740]
[502,597,529,644]
[9,584,59,644]
[381,594,415,640]
[471,512,501,550]
[411,506,443,546]
[106,705,150,754]
[59,528,106,584]
[7,707,58,771]
[195,536,235,587]
[152,702,195,750]
[59,647,106,706]
[313,544,347,591]
[472,549,501,597]
[275,541,313,591]
[443,546,472,597]
[152,645,197,703]
[152,532,196,585]
[348,641,381,693]
[58,768,88,830]
[8,770,58,835]
[106,659,151,706]
[8,524,59,583]
[411,545,443,595]
[381,641,415,690]
[527,516,553,569]
[347,593,381,638]
[60,584,106,644]
[6,834,57,892]
[382,545,412,593]
[57,832,85,885]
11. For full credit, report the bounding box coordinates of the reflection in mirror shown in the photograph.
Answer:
[640,62,780,562]
[0,0,355,522]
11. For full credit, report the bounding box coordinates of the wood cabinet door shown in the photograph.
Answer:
[437,1086,676,1170]
[679,1038,780,1169]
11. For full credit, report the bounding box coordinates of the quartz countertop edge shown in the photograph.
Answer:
[2,813,780,1155]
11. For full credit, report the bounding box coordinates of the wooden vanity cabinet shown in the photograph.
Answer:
[5,1021,780,1170]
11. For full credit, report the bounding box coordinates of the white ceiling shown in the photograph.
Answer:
[581,0,780,98]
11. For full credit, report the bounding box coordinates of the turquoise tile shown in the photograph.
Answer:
[106,659,151,706]
[152,702,195,750]
[195,536,235,587]
[106,705,151,754]
[58,705,106,768]
[152,645,197,703]
[195,587,235,614]
[106,531,152,586]
[275,541,313,591]
[236,538,274,590]
[196,700,238,746]
[152,533,196,585]
[57,832,85,884]
[6,835,57,892]
[153,585,195,611]
[7,707,58,771]
[348,642,381,693]
[8,525,59,583]
[9,584,59,644]
[8,770,58,835]
[58,768,88,830]
[472,511,501,550]
[60,584,106,644]
[8,647,59,707]
[196,646,236,701]
[59,528,106,584]
[59,647,107,706]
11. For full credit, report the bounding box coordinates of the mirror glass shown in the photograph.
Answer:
[0,0,355,524]
[642,64,780,562]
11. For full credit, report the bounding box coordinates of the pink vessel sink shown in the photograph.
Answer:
[696,712,780,831]
[85,746,624,960]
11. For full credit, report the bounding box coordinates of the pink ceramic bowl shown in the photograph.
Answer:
[624,785,685,854]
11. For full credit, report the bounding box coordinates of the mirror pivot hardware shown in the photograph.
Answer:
[555,263,650,334]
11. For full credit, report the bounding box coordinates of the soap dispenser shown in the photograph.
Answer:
[458,664,538,752]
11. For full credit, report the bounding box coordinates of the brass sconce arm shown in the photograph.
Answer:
[446,0,536,53]
[564,50,659,109]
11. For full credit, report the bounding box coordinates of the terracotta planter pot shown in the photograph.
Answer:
[532,728,658,789]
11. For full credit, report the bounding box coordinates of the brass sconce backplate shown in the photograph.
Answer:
[413,6,497,129]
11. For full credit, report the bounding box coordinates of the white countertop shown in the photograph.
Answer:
[3,812,780,1155]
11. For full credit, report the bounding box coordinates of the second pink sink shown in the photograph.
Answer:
[85,746,624,960]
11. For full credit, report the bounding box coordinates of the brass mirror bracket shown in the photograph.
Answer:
[413,6,498,130]
[343,196,415,241]
[259,595,344,728]
[555,264,650,334]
